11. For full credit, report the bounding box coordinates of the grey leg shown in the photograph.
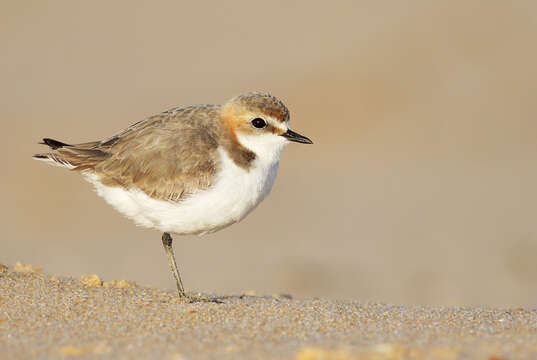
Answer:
[161,232,186,297]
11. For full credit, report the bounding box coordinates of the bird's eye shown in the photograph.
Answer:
[251,118,266,129]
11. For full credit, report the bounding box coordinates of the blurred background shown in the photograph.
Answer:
[2,0,537,307]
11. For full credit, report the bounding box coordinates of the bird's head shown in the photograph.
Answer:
[221,92,312,160]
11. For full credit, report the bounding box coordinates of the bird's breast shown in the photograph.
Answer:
[85,146,281,235]
[190,147,280,232]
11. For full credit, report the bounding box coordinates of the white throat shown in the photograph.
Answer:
[235,132,288,168]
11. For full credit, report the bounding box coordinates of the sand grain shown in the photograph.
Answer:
[0,266,535,359]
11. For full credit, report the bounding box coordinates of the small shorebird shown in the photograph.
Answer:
[34,92,312,297]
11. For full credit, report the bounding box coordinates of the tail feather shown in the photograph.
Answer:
[33,137,109,170]
[33,152,76,169]
[40,138,70,150]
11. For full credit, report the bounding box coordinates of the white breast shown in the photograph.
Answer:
[85,147,282,235]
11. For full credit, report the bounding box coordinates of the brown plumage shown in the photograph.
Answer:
[33,92,290,202]
[35,105,221,201]
[230,93,290,123]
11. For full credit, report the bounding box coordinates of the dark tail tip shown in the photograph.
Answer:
[40,138,70,150]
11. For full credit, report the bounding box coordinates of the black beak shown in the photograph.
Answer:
[281,129,313,144]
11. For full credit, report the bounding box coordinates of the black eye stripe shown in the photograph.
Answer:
[251,118,267,129]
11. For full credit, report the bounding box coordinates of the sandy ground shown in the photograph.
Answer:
[1,265,535,360]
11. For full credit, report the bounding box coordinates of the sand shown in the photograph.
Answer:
[0,264,535,360]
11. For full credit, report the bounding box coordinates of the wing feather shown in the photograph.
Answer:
[35,105,222,201]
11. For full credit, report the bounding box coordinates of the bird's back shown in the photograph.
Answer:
[34,104,223,202]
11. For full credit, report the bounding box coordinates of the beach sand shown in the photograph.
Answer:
[1,264,535,360]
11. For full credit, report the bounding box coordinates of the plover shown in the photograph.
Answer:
[33,92,312,297]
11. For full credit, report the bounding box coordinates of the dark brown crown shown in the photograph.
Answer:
[229,92,290,123]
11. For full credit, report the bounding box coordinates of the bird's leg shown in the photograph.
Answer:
[161,232,186,297]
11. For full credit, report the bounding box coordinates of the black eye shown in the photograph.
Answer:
[251,118,266,129]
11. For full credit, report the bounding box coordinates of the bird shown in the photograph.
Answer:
[33,92,313,297]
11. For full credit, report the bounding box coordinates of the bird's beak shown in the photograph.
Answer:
[281,129,313,144]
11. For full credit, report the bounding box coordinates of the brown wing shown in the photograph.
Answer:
[36,105,222,201]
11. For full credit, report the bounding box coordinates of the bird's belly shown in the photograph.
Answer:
[85,150,280,235]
